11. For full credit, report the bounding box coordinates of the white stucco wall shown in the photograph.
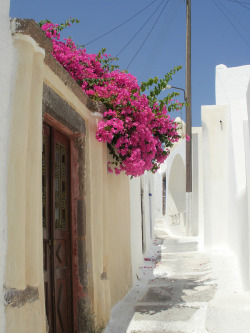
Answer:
[154,171,163,221]
[192,127,203,239]
[153,121,203,239]
[143,173,155,248]
[0,0,13,330]
[202,104,231,250]
[243,119,250,286]
[130,133,187,272]
[217,65,250,289]
[202,64,250,289]
[129,173,156,285]
[216,64,250,193]
[154,136,186,236]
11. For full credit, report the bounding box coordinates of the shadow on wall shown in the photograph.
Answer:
[167,154,186,236]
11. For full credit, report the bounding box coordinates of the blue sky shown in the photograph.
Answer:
[10,0,250,126]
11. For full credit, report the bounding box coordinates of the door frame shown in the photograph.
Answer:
[43,84,88,333]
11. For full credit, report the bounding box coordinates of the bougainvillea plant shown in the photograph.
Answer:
[39,19,185,177]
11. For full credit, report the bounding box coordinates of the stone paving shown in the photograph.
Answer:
[103,231,242,333]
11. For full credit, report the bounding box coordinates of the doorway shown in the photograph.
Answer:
[42,123,73,333]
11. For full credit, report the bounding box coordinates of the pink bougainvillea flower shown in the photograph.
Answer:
[107,167,113,174]
[41,21,182,177]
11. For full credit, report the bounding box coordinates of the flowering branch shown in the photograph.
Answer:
[39,19,184,177]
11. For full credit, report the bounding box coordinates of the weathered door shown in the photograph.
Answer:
[43,124,73,333]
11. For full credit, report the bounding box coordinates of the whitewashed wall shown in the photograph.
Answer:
[154,133,186,237]
[153,122,203,239]
[129,172,155,285]
[192,127,203,239]
[0,0,13,330]
[142,173,155,249]
[130,124,188,282]
[202,64,250,290]
[202,104,232,249]
[243,119,250,288]
[245,80,250,284]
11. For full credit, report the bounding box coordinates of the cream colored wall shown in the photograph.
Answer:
[81,112,132,322]
[44,58,132,324]
[105,172,132,308]
[129,177,144,286]
[86,114,112,322]
[6,299,45,332]
[43,65,109,325]
[6,25,132,332]
[5,34,46,333]
[0,1,13,331]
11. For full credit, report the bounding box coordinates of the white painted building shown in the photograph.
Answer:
[154,65,250,295]
[129,120,188,285]
[201,64,250,290]
[151,64,250,332]
[154,119,186,237]
[129,172,156,285]
[197,64,250,332]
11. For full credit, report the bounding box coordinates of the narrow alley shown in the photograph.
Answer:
[104,226,243,333]
[2,3,250,332]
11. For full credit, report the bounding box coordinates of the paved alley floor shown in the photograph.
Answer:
[103,230,243,333]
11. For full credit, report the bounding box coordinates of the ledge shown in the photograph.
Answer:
[11,18,105,114]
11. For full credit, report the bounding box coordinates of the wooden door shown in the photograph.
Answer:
[43,124,73,333]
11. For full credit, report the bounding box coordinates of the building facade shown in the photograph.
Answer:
[1,16,134,332]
